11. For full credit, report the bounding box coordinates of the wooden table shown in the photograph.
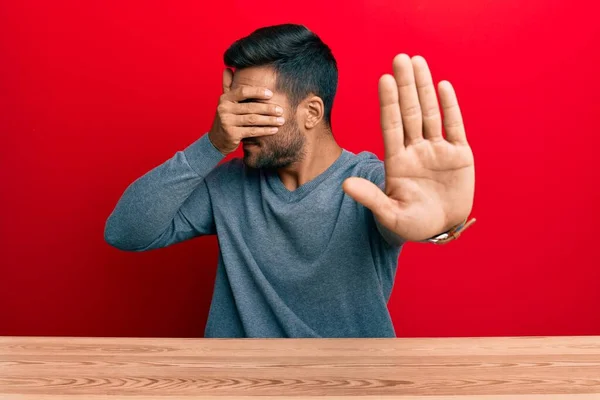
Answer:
[1,336,599,399]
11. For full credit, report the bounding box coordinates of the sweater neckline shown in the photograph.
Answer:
[263,149,352,202]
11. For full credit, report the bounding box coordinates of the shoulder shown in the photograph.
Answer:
[346,149,385,184]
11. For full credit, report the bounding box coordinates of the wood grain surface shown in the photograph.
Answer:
[1,336,599,399]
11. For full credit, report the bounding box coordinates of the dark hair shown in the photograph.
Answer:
[224,24,338,128]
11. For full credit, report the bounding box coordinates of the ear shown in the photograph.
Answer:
[303,95,325,129]
[222,68,233,93]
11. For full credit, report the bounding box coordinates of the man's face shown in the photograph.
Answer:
[232,66,305,169]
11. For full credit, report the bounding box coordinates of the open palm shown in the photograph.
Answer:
[343,54,475,242]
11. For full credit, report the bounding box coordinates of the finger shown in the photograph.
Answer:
[392,53,423,145]
[412,56,443,141]
[236,126,279,139]
[232,102,284,116]
[233,114,285,127]
[222,68,233,94]
[379,74,404,159]
[438,80,467,143]
[227,85,274,102]
[342,177,396,226]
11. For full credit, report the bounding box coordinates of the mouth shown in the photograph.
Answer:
[242,139,259,148]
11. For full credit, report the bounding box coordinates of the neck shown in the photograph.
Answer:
[276,130,343,191]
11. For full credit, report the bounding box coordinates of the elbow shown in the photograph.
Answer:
[104,220,125,250]
[104,216,136,251]
[104,216,155,252]
[104,230,122,251]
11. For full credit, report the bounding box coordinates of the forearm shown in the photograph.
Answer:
[104,133,224,250]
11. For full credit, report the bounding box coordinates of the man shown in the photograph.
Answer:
[104,24,475,338]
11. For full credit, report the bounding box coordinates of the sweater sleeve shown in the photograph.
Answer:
[104,133,225,251]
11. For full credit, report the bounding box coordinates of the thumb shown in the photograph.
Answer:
[222,68,233,93]
[342,177,395,225]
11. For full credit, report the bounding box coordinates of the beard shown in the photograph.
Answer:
[242,117,306,169]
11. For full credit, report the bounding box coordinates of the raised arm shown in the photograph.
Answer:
[104,68,285,251]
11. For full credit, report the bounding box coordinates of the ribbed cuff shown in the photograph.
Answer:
[183,133,226,177]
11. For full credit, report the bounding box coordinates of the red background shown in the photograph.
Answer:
[1,0,599,337]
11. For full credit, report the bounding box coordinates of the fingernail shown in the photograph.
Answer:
[275,106,283,114]
[265,89,273,97]
[277,117,285,124]
[270,127,278,133]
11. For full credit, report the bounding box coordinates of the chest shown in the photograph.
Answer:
[214,176,372,264]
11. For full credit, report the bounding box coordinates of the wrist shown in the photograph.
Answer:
[425,217,476,245]
[207,131,229,156]
[183,133,226,176]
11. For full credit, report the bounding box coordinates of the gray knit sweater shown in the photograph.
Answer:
[104,133,404,337]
